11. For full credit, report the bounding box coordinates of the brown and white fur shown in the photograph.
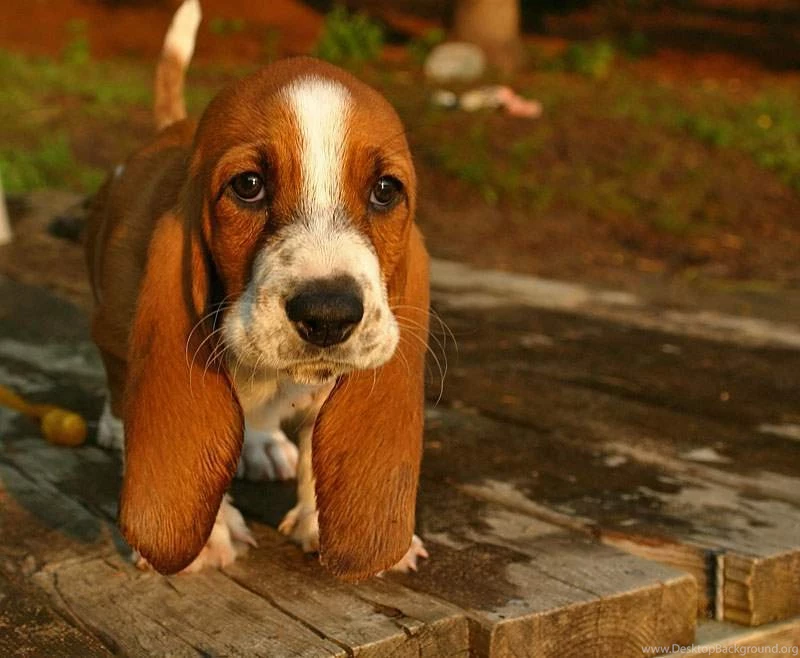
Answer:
[85,0,429,581]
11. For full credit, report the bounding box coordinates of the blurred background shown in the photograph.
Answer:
[1,0,799,311]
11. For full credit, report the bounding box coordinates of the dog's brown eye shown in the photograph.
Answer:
[230,172,265,202]
[369,176,402,210]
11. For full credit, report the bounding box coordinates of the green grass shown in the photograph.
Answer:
[62,19,91,66]
[417,112,556,211]
[0,49,152,193]
[524,41,800,195]
[0,49,228,194]
[262,27,282,63]
[407,28,445,66]
[664,88,800,192]
[1,34,799,236]
[313,6,384,65]
[402,53,800,239]
[590,72,800,192]
[562,39,617,79]
[0,134,104,194]
[208,17,246,36]
[0,49,152,117]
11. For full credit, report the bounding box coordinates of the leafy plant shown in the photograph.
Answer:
[675,112,733,148]
[563,39,616,79]
[62,20,90,65]
[0,49,239,193]
[313,6,384,65]
[408,28,445,66]
[599,73,800,192]
[209,17,246,36]
[0,134,102,194]
[619,31,651,59]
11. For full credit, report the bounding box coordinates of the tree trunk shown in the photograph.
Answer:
[453,0,523,73]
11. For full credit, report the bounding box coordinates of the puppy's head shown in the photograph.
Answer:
[121,58,428,579]
[189,59,415,385]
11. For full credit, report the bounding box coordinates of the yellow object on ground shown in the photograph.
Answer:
[0,384,87,446]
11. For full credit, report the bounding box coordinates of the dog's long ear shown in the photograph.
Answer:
[119,211,243,575]
[313,224,429,581]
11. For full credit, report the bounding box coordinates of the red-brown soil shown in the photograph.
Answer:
[0,0,321,62]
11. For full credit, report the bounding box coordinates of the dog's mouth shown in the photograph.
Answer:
[284,360,347,385]
[226,319,396,385]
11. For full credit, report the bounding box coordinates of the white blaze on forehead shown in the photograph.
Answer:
[282,76,352,219]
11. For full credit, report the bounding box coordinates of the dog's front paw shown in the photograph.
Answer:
[237,429,298,481]
[385,535,428,574]
[97,399,125,450]
[278,505,319,553]
[132,496,255,574]
[181,496,256,573]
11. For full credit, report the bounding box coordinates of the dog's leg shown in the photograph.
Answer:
[97,398,125,450]
[177,494,256,573]
[277,415,320,551]
[387,534,429,574]
[95,347,255,572]
[277,381,334,550]
[278,393,429,573]
[233,373,299,482]
[236,379,334,482]
[96,349,126,451]
[237,425,299,482]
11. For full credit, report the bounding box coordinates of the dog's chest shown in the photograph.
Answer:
[233,368,332,430]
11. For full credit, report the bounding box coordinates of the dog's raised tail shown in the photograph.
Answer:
[154,0,201,131]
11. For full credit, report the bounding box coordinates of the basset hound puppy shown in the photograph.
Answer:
[85,0,429,581]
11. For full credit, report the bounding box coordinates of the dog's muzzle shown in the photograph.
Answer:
[285,277,364,348]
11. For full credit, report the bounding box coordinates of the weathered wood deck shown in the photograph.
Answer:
[0,194,798,656]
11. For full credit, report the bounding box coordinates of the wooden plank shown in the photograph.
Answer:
[0,570,111,657]
[7,422,468,657]
[0,270,780,650]
[0,396,343,656]
[1,437,121,522]
[33,553,345,657]
[424,402,800,626]
[665,616,800,655]
[432,303,800,493]
[431,260,800,348]
[427,302,800,625]
[225,524,471,657]
[391,482,697,658]
[0,461,112,570]
[0,456,116,655]
[4,401,693,657]
[1,426,460,657]
[724,553,800,627]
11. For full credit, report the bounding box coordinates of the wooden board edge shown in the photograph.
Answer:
[723,552,800,626]
[664,616,800,655]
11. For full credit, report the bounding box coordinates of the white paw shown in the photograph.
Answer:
[385,535,428,574]
[132,550,150,571]
[97,399,125,450]
[182,496,256,573]
[236,429,298,481]
[130,496,256,574]
[278,505,319,553]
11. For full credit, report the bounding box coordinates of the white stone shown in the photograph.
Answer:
[424,42,486,83]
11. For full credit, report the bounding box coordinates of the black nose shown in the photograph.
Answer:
[285,280,364,348]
